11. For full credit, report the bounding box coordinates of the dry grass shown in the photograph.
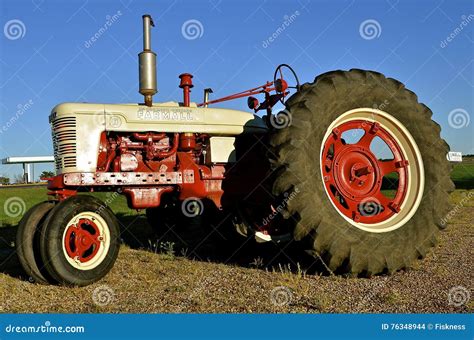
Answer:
[0,191,472,313]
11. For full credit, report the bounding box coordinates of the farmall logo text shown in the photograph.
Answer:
[137,107,195,121]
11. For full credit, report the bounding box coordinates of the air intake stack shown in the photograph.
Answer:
[139,14,157,106]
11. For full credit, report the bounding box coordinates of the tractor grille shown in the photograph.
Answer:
[51,116,77,172]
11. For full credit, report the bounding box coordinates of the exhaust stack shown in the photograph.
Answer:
[139,14,157,107]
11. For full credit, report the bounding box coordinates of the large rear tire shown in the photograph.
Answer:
[270,69,454,275]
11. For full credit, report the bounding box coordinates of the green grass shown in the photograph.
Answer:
[0,162,472,227]
[381,162,474,192]
[451,163,474,189]
[0,187,132,227]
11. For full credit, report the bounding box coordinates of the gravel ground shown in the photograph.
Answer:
[0,191,472,313]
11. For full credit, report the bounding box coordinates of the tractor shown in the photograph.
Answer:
[16,15,453,286]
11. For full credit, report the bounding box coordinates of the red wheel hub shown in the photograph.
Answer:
[322,120,409,224]
[64,218,101,263]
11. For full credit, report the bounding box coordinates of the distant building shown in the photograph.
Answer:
[2,156,54,183]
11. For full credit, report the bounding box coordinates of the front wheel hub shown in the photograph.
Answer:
[62,212,111,271]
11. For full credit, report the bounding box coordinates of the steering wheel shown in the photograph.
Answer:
[273,64,301,104]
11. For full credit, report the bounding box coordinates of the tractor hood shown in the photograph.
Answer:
[50,102,267,135]
[49,102,267,173]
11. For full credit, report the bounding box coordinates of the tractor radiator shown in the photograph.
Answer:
[51,116,77,173]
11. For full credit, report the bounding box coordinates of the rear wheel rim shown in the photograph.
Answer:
[320,108,424,233]
[62,211,111,270]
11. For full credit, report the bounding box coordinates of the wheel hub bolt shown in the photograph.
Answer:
[350,163,374,182]
[355,165,373,177]
[352,211,361,222]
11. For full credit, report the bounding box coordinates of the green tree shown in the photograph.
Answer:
[0,176,9,185]
[40,171,55,179]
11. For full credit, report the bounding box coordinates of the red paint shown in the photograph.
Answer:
[122,186,173,209]
[132,132,166,141]
[274,78,288,93]
[179,133,196,151]
[179,73,194,107]
[47,188,77,200]
[47,130,229,209]
[64,218,101,263]
[197,80,285,111]
[48,121,265,209]
[97,132,110,171]
[321,119,409,224]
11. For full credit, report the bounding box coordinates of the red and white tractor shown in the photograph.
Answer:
[16,15,453,286]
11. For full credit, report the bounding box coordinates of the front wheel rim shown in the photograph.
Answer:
[62,211,111,270]
[320,108,425,233]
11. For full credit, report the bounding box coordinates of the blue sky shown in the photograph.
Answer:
[0,0,473,180]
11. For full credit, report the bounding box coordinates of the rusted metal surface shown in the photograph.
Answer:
[122,186,173,209]
[62,171,184,186]
[119,153,139,171]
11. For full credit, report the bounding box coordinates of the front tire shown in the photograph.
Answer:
[39,195,120,286]
[270,69,454,275]
[16,201,57,284]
